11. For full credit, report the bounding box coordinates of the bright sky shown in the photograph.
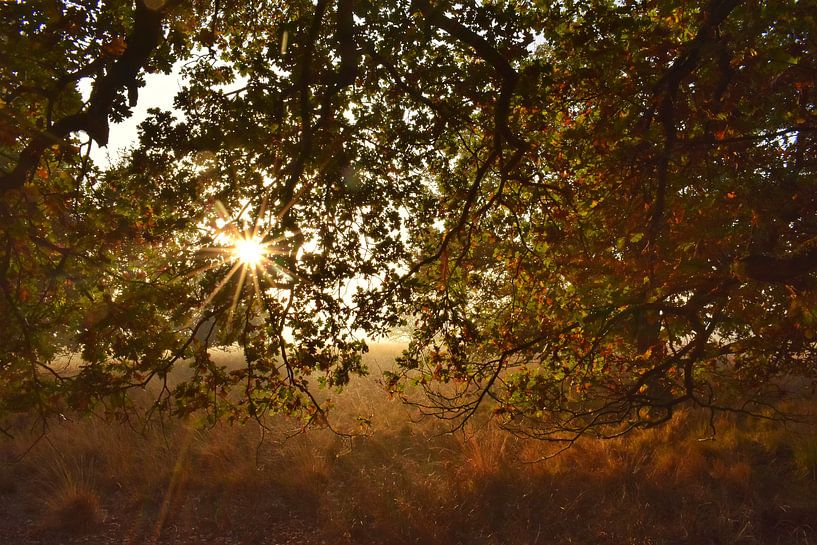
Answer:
[80,66,184,166]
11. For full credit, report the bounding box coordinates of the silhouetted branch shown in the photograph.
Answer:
[0,1,169,193]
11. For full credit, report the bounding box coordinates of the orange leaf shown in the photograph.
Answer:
[103,37,127,57]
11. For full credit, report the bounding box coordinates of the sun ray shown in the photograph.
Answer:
[181,260,222,279]
[258,263,292,289]
[251,194,269,240]
[268,261,300,282]
[251,269,264,309]
[187,260,243,327]
[229,262,250,320]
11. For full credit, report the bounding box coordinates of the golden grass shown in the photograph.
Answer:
[1,346,817,544]
[37,455,105,533]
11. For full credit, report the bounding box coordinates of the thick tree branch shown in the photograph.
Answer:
[736,236,817,283]
[336,0,358,87]
[412,0,524,151]
[646,0,742,248]
[278,0,329,225]
[0,1,167,194]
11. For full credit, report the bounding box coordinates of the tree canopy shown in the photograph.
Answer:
[1,0,816,439]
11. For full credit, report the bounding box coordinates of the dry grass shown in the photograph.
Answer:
[37,455,105,533]
[2,346,817,544]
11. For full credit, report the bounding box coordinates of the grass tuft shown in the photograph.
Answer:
[38,455,105,533]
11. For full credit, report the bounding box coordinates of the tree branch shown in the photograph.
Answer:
[736,236,817,282]
[0,1,167,194]
[412,0,524,150]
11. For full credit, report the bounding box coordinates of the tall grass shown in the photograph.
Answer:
[1,345,816,544]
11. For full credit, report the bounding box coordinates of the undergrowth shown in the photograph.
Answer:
[1,345,816,544]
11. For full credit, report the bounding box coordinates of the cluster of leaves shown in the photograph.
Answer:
[395,0,817,441]
[1,0,816,439]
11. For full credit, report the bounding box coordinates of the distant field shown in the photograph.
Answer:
[170,342,407,371]
[45,341,408,390]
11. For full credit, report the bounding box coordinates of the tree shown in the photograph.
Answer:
[1,0,815,439]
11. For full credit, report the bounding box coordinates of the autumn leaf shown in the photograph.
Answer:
[102,36,127,57]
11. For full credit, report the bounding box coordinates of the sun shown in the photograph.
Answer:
[232,236,266,268]
[188,200,300,330]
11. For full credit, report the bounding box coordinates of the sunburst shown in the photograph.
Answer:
[232,236,267,268]
[188,201,296,330]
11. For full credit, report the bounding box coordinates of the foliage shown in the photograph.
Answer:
[1,0,816,437]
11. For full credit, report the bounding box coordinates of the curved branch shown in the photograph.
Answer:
[0,1,168,193]
[412,0,524,150]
